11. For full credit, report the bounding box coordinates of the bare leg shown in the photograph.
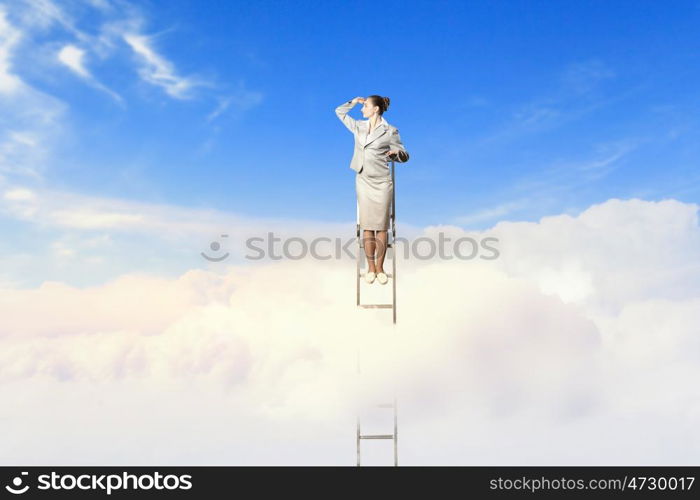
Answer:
[363,229,376,272]
[375,230,388,274]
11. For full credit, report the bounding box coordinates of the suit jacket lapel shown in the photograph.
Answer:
[363,119,388,147]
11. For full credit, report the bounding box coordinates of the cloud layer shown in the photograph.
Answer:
[1,197,699,465]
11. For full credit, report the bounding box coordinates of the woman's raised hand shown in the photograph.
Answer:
[350,96,366,105]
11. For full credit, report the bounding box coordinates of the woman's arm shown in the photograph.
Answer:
[387,127,409,163]
[335,99,360,134]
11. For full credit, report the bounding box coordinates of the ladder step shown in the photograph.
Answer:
[359,434,394,440]
[359,272,393,278]
[358,304,393,309]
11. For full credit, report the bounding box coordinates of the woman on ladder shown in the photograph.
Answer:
[335,95,410,285]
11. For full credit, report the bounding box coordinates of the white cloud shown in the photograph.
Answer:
[123,32,207,100]
[57,44,89,77]
[57,43,124,103]
[0,179,358,287]
[527,140,637,187]
[0,198,698,464]
[206,85,264,122]
[3,0,232,107]
[453,140,638,228]
[206,96,232,122]
[0,182,268,236]
[0,7,67,180]
[1,0,261,198]
[86,0,112,11]
[561,59,616,95]
[3,186,36,201]
[15,0,77,34]
[0,6,23,94]
[453,199,528,226]
[477,59,617,145]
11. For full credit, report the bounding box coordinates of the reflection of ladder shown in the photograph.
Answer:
[355,160,398,466]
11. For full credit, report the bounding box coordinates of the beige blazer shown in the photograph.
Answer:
[335,100,409,178]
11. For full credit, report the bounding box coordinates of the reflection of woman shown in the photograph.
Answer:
[335,95,410,285]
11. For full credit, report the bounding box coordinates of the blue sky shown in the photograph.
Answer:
[7,0,700,219]
[1,0,700,286]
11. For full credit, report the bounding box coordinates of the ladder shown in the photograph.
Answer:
[355,160,398,466]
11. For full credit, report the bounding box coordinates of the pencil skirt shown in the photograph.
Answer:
[355,170,393,231]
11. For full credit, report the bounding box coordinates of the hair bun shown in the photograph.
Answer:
[383,96,391,110]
